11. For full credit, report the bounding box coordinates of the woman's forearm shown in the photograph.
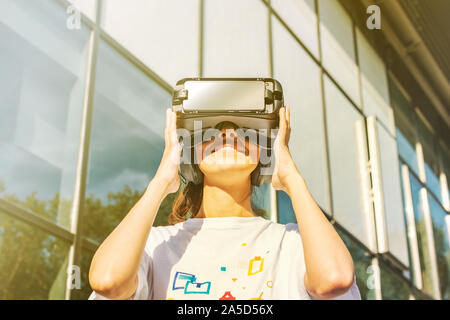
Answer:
[285,171,354,299]
[88,176,170,299]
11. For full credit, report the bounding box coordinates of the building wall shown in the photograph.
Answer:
[0,0,448,300]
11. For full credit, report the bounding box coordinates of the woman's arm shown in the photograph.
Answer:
[89,109,181,299]
[272,106,354,300]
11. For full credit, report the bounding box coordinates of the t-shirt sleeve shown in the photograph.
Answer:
[284,223,361,300]
[88,250,152,300]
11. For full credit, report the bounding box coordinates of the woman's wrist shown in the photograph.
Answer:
[283,170,306,196]
[145,174,173,199]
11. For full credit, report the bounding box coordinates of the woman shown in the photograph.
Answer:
[89,106,360,300]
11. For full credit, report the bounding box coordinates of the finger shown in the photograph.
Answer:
[278,106,287,138]
[165,108,171,130]
[164,109,170,145]
[286,105,291,142]
[169,110,179,145]
[286,105,291,128]
[170,109,177,132]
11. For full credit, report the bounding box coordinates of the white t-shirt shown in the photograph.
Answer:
[89,216,361,300]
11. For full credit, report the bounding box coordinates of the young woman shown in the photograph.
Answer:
[89,106,360,300]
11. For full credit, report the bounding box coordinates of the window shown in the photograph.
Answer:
[389,76,419,175]
[368,119,409,267]
[271,0,319,58]
[356,29,394,134]
[0,211,70,299]
[379,261,411,300]
[0,0,90,229]
[399,163,423,289]
[323,75,374,250]
[102,0,200,86]
[203,0,270,77]
[83,40,172,244]
[427,195,450,299]
[335,228,375,300]
[318,0,359,104]
[409,173,436,296]
[272,17,329,214]
[417,115,442,204]
[277,190,296,224]
[70,248,95,300]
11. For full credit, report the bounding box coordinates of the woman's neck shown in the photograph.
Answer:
[195,177,256,218]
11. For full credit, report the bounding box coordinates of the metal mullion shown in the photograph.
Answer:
[314,0,333,221]
[371,256,382,300]
[81,237,100,253]
[332,220,376,256]
[413,140,442,299]
[199,0,204,77]
[401,164,424,290]
[399,156,449,214]
[0,199,75,244]
[267,0,274,80]
[266,0,277,224]
[366,116,389,255]
[261,0,320,67]
[265,0,370,125]
[53,0,97,30]
[98,30,173,94]
[65,0,102,300]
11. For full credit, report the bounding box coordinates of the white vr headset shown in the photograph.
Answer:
[172,77,284,186]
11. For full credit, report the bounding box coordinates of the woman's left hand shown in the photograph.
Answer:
[271,105,300,193]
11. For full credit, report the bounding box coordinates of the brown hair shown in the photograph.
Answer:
[168,181,267,225]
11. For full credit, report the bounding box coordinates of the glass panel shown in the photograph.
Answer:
[71,248,95,300]
[425,163,442,203]
[0,0,90,229]
[356,29,394,134]
[380,262,411,300]
[324,75,373,249]
[417,116,442,203]
[442,143,450,209]
[272,18,329,212]
[389,76,419,174]
[318,0,359,104]
[427,195,450,299]
[277,190,296,224]
[335,228,375,300]
[398,163,422,288]
[376,121,409,266]
[102,0,200,86]
[0,211,70,299]
[396,129,419,174]
[271,0,319,58]
[409,174,434,296]
[83,40,172,244]
[203,0,270,77]
[67,0,97,21]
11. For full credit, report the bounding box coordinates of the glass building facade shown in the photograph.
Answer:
[0,0,448,300]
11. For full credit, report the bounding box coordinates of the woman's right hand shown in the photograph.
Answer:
[153,108,182,194]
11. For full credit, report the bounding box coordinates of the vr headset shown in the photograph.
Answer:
[172,77,284,186]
